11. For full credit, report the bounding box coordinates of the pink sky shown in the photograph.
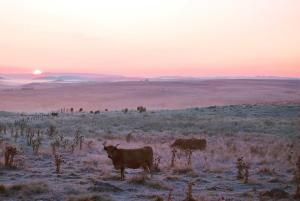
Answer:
[0,0,300,77]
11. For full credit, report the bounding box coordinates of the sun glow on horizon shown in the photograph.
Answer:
[33,69,42,75]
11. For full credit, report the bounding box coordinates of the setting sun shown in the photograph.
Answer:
[33,69,42,75]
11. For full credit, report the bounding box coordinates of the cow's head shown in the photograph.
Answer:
[103,142,120,159]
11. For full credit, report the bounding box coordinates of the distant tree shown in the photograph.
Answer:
[51,112,59,117]
[137,106,146,113]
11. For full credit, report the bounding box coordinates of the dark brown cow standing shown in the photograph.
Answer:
[103,143,153,180]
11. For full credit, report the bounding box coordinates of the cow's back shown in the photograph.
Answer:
[171,138,206,151]
[118,146,153,169]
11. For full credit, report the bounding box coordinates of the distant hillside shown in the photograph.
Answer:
[0,79,299,112]
[33,73,137,82]
[0,73,142,85]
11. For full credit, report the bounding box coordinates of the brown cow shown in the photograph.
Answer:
[170,138,207,151]
[103,143,153,180]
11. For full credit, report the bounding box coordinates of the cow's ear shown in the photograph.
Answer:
[114,144,120,149]
[104,147,107,151]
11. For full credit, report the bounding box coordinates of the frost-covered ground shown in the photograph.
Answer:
[0,104,300,201]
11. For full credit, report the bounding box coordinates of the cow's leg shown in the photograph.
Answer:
[147,166,152,179]
[142,164,152,179]
[120,167,125,180]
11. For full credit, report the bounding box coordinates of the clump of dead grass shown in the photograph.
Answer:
[295,156,300,198]
[236,157,249,183]
[128,174,149,185]
[172,166,194,175]
[54,154,63,174]
[0,182,49,197]
[257,167,276,176]
[183,182,196,201]
[68,193,113,201]
[154,189,173,201]
[4,145,17,168]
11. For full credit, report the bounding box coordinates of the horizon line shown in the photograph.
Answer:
[1,72,300,80]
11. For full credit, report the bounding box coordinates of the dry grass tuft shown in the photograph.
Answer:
[0,182,49,197]
[146,181,169,190]
[167,189,173,201]
[236,157,249,183]
[68,194,113,201]
[260,188,289,200]
[4,145,17,168]
[165,175,180,181]
[172,166,194,175]
[128,174,148,185]
[154,189,173,201]
[155,196,164,201]
[32,137,41,154]
[257,167,276,176]
[54,154,63,174]
[295,156,300,198]
[183,182,196,201]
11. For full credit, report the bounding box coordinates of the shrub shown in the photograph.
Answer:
[4,146,17,168]
[51,112,59,117]
[295,156,300,198]
[32,138,41,154]
[48,125,57,138]
[128,174,148,184]
[68,194,113,201]
[236,157,249,183]
[55,154,63,174]
[183,182,196,201]
[137,106,146,113]
[167,190,173,201]
[1,182,49,197]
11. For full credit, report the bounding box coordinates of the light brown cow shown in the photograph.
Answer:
[103,143,153,180]
[170,138,207,151]
[170,138,207,166]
